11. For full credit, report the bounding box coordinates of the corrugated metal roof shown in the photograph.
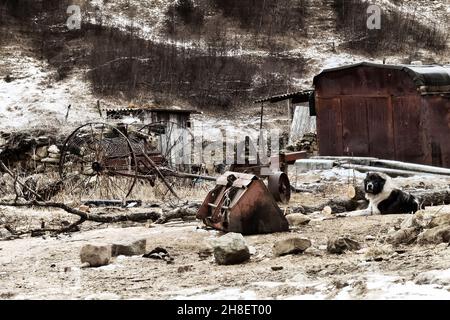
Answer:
[104,108,201,114]
[254,90,314,104]
[313,62,450,93]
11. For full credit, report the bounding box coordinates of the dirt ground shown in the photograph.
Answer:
[1,170,450,300]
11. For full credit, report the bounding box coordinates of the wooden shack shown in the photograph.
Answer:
[105,107,200,128]
[312,62,450,168]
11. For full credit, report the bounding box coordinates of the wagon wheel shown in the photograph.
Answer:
[130,121,200,202]
[59,122,138,205]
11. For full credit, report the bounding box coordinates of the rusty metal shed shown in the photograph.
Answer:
[312,62,450,168]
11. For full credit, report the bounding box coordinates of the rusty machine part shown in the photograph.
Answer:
[268,172,291,204]
[229,150,306,204]
[196,172,289,235]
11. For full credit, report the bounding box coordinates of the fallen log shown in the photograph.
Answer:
[0,200,199,238]
[0,200,161,223]
[156,203,199,224]
[410,190,450,207]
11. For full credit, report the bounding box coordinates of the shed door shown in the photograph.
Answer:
[392,97,424,163]
[366,97,395,159]
[341,97,369,156]
[316,98,343,155]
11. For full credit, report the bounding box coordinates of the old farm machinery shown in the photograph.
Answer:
[57,118,301,207]
[58,121,210,205]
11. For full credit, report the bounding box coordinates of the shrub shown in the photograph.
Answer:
[333,0,447,54]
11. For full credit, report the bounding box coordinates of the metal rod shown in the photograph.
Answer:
[139,149,181,200]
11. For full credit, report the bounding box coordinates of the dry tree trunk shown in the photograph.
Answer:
[0,200,199,238]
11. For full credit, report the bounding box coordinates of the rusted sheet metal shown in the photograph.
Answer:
[216,171,257,188]
[314,63,450,168]
[280,151,308,164]
[196,172,289,235]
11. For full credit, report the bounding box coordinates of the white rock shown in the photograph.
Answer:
[48,145,60,154]
[285,213,311,227]
[80,244,112,267]
[273,237,312,256]
[211,233,250,265]
[111,239,147,257]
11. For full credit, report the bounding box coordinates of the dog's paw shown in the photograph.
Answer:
[335,213,348,218]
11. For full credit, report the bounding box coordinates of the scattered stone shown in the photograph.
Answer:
[435,243,449,251]
[400,215,416,229]
[48,153,60,159]
[48,145,60,154]
[271,266,283,271]
[364,245,394,262]
[429,214,450,229]
[417,226,450,245]
[248,246,257,255]
[35,146,48,158]
[386,227,420,245]
[211,233,250,265]
[365,235,376,241]
[78,205,90,213]
[80,244,112,267]
[327,236,361,254]
[332,279,349,289]
[322,206,332,215]
[415,269,450,286]
[273,237,312,256]
[50,264,56,268]
[143,247,174,263]
[0,227,12,239]
[112,239,147,257]
[285,213,311,227]
[304,247,323,256]
[198,247,213,260]
[413,211,434,228]
[177,265,193,273]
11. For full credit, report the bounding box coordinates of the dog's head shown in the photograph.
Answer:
[364,172,388,195]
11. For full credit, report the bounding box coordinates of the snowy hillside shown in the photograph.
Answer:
[0,0,449,133]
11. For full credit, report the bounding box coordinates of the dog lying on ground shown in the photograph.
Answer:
[342,172,420,217]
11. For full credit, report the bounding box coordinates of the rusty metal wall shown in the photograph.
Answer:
[314,66,450,168]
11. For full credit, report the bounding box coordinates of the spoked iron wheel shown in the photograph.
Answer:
[59,122,138,205]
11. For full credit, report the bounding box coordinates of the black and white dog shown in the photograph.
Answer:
[345,172,420,217]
